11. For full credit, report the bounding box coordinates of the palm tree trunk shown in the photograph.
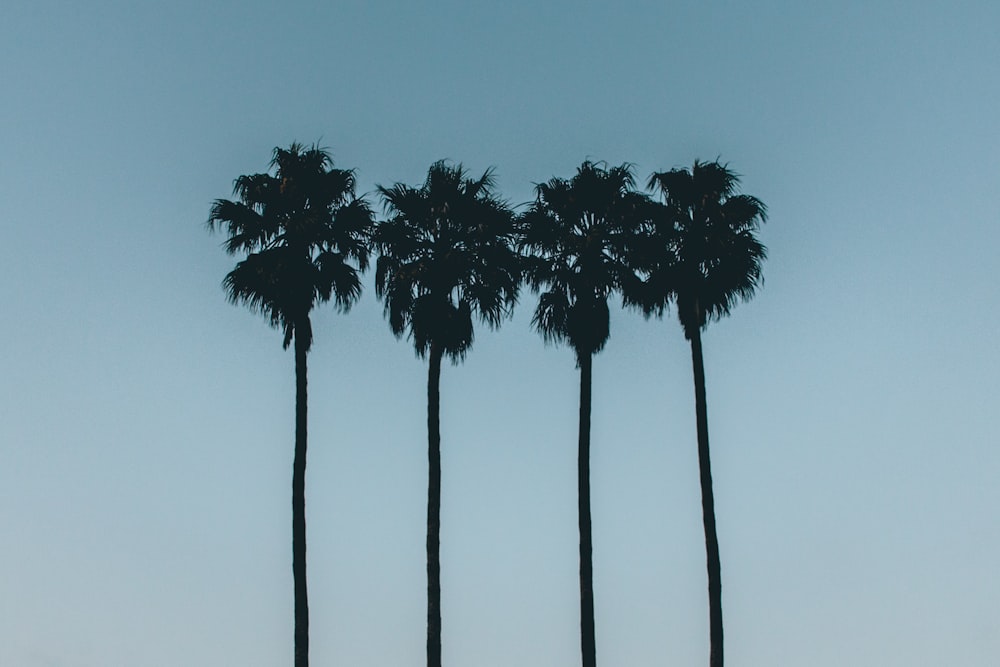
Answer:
[690,325,723,667]
[427,343,444,667]
[293,330,310,667]
[578,352,597,667]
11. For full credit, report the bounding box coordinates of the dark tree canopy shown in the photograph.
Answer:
[373,160,521,361]
[208,143,374,350]
[519,160,652,361]
[631,160,767,339]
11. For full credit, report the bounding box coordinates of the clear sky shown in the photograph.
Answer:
[2,1,998,665]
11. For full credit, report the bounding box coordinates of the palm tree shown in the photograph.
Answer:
[631,160,767,667]
[519,160,650,667]
[372,160,520,667]
[207,143,373,667]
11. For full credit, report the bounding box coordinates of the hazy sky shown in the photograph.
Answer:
[2,1,998,665]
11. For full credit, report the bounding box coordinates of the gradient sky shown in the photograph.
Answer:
[2,1,999,665]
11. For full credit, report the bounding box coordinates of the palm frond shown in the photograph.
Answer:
[208,199,277,254]
[316,251,363,311]
[531,289,570,344]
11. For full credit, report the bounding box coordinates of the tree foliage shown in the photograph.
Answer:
[519,160,652,361]
[629,160,767,339]
[208,143,374,349]
[373,160,521,360]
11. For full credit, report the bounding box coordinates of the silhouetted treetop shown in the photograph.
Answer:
[632,160,767,340]
[519,160,653,361]
[207,143,373,350]
[373,160,520,362]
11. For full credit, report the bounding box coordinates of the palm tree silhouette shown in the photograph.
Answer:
[207,143,373,667]
[519,160,649,667]
[632,160,767,667]
[372,160,520,667]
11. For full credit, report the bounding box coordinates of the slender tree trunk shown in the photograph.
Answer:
[578,352,597,667]
[426,343,444,667]
[293,330,310,667]
[690,325,723,667]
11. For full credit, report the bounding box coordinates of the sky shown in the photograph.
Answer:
[1,0,999,665]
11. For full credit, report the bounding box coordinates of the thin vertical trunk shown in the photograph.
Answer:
[690,324,723,667]
[578,352,597,667]
[293,330,310,667]
[426,343,443,667]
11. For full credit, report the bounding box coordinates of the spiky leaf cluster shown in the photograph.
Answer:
[207,143,374,350]
[629,160,767,339]
[519,160,653,362]
[373,160,520,361]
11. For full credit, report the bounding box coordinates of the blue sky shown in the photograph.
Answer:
[2,1,998,665]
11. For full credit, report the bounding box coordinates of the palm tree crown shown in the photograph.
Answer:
[520,160,650,361]
[208,143,374,348]
[373,160,520,359]
[635,160,767,338]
